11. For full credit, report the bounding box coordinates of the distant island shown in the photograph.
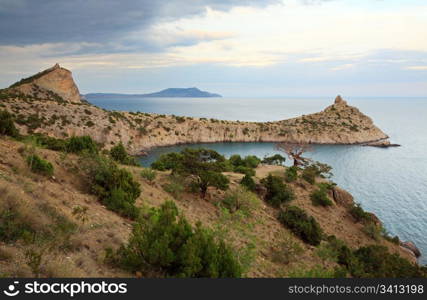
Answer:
[85,87,222,99]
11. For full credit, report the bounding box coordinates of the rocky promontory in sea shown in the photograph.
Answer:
[1,64,391,155]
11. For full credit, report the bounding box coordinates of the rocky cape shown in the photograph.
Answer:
[1,65,390,155]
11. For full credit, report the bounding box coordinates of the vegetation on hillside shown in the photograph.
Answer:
[107,201,242,277]
[261,174,295,207]
[152,148,229,198]
[0,110,19,137]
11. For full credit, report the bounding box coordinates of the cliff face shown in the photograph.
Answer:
[1,65,389,154]
[9,64,81,104]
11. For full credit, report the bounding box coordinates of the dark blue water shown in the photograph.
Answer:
[89,96,427,264]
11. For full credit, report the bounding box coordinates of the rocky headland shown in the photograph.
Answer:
[0,65,391,155]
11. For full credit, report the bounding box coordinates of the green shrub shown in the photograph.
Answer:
[26,154,54,177]
[152,148,229,198]
[272,233,303,265]
[103,188,140,219]
[302,161,333,184]
[261,154,286,165]
[260,174,295,207]
[83,155,140,219]
[109,201,242,277]
[284,166,298,182]
[220,187,260,217]
[0,202,35,242]
[163,181,185,200]
[140,168,157,183]
[349,203,372,223]
[31,134,67,151]
[310,187,333,207]
[240,174,256,191]
[352,245,425,278]
[151,152,184,171]
[301,167,316,184]
[234,165,255,176]
[229,154,260,170]
[242,155,261,168]
[110,142,137,165]
[66,136,98,154]
[0,186,76,248]
[362,223,382,241]
[278,206,323,246]
[0,110,19,137]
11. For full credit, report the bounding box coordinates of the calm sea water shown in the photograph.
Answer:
[89,96,427,264]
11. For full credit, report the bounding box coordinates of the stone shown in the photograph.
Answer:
[32,64,82,103]
[12,64,82,103]
[334,95,347,106]
[400,241,421,258]
[332,187,354,208]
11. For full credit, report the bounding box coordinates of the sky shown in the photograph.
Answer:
[0,0,426,97]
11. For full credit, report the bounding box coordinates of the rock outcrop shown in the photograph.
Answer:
[400,241,422,258]
[9,64,81,103]
[1,65,390,154]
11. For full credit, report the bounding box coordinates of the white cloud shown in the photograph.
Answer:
[406,66,427,70]
[331,64,355,71]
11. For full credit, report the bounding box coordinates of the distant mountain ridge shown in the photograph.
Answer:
[86,87,222,99]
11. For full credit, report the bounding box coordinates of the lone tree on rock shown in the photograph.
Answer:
[276,143,313,167]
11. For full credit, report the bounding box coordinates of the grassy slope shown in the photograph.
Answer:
[0,137,413,278]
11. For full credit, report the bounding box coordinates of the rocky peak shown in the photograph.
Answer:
[9,64,82,104]
[31,64,82,103]
[334,95,347,106]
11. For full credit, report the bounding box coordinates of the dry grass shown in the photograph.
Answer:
[0,137,416,278]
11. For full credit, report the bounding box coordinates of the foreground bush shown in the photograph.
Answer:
[284,166,298,182]
[278,206,323,246]
[30,134,67,151]
[66,136,98,154]
[0,110,19,137]
[338,244,426,278]
[220,187,260,217]
[302,161,333,184]
[152,148,229,198]
[108,201,242,277]
[110,142,137,165]
[26,154,54,177]
[229,154,261,169]
[0,191,35,242]
[349,203,372,223]
[21,134,98,155]
[310,186,333,207]
[140,168,157,183]
[261,174,295,207]
[82,154,140,219]
[261,154,286,165]
[240,174,256,191]
[0,185,77,251]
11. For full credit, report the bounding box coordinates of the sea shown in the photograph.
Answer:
[87,96,427,264]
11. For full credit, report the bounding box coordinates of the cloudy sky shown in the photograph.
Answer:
[1,0,426,96]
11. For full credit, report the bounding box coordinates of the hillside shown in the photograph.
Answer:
[0,64,423,278]
[0,137,420,277]
[0,65,389,156]
[86,88,222,99]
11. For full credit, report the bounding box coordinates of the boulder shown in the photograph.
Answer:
[334,95,347,106]
[332,187,354,208]
[400,241,421,258]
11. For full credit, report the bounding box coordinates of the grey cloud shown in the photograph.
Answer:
[0,0,279,46]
